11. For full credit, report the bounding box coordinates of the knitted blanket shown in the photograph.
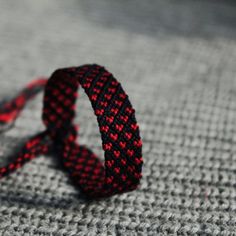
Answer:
[0,0,236,235]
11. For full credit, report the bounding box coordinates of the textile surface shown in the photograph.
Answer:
[0,0,236,235]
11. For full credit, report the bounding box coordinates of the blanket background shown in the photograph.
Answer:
[0,0,236,235]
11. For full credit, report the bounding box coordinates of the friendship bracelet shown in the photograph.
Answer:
[0,64,143,198]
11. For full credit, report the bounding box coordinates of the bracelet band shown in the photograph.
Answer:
[0,64,143,198]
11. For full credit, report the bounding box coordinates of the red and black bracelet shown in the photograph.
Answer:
[0,64,143,198]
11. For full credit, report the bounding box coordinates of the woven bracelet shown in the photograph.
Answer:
[0,64,143,198]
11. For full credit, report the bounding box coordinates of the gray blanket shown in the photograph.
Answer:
[0,0,236,235]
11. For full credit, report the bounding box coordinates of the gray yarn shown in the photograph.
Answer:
[0,0,236,235]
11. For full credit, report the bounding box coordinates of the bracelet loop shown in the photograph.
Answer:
[0,64,143,198]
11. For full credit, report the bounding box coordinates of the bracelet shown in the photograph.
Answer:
[0,64,143,198]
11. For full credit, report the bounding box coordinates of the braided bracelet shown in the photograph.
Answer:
[0,64,143,198]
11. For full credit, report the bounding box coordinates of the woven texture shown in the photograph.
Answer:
[1,0,236,235]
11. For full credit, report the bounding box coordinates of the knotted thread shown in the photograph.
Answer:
[0,64,143,198]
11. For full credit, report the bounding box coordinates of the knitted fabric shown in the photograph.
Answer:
[1,0,236,235]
